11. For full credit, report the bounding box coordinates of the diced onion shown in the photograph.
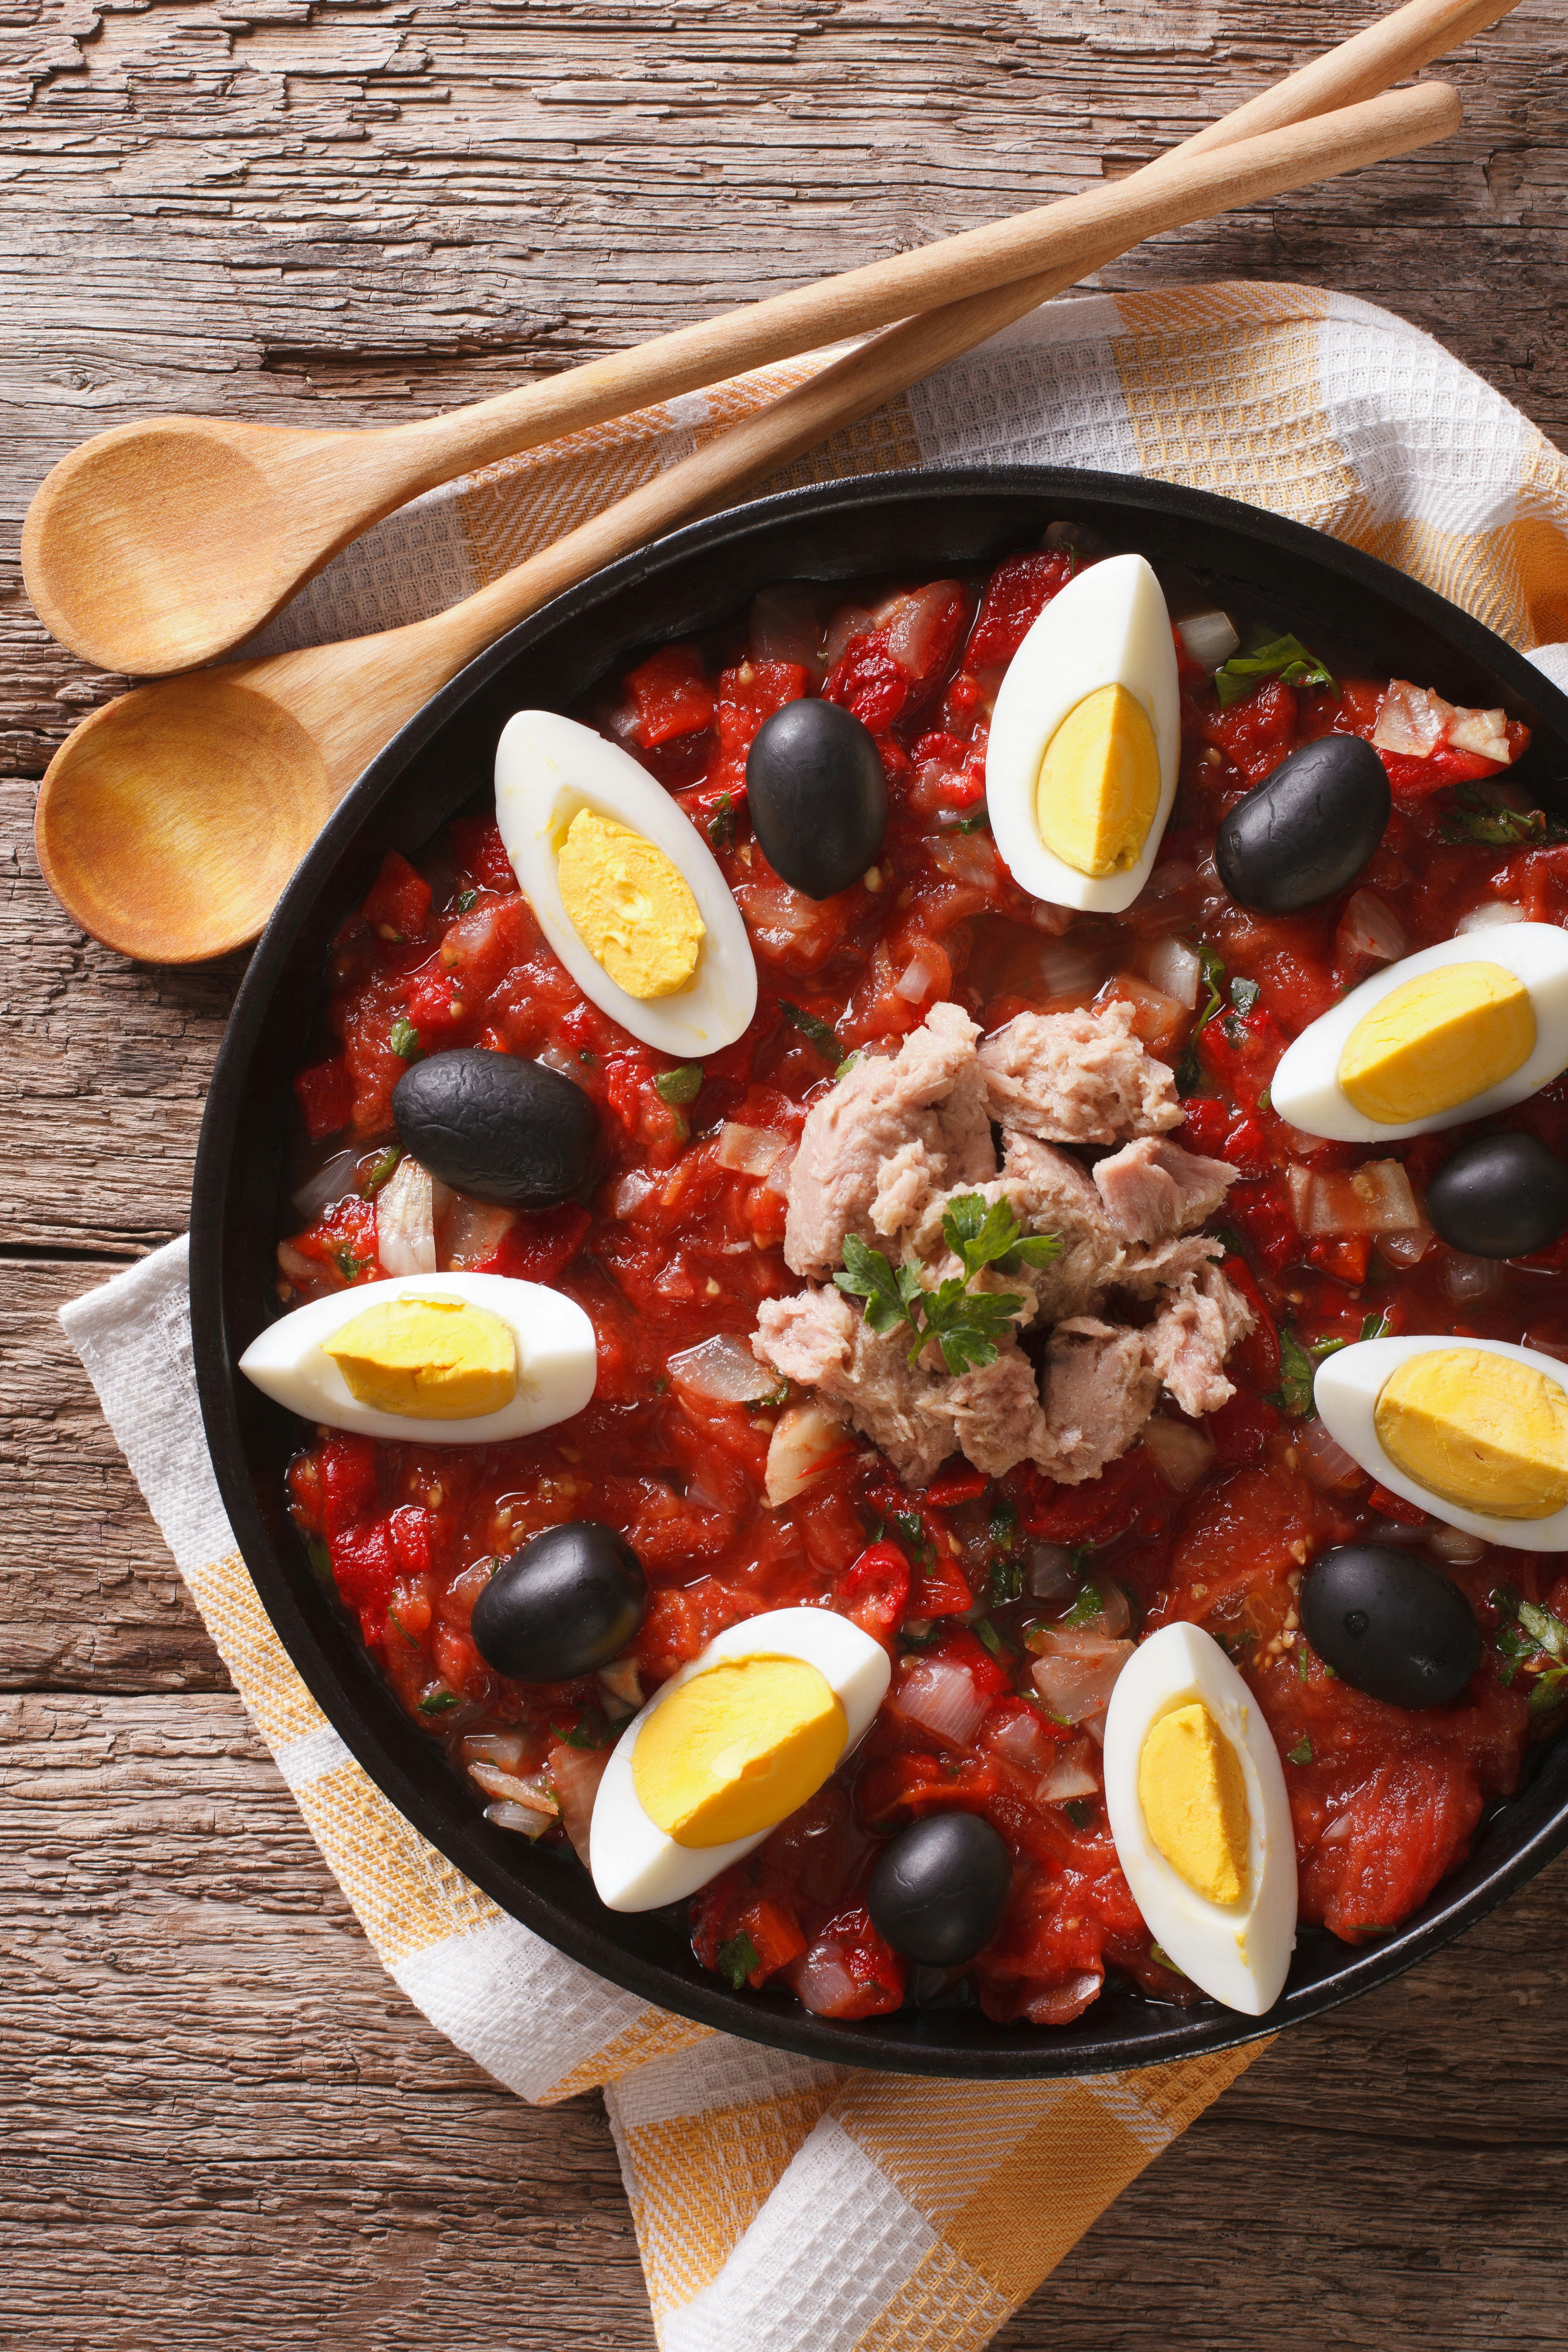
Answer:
[484,1800,555,1838]
[291,1149,361,1222]
[1373,680,1450,758]
[468,1760,557,1811]
[717,1122,790,1176]
[765,1399,852,1507]
[1297,1415,1366,1495]
[793,1944,861,2017]
[1146,934,1201,1009]
[1447,705,1511,762]
[546,1741,611,1866]
[534,1042,588,1084]
[928,830,1001,889]
[1036,1743,1102,1804]
[1336,889,1408,966]
[987,1709,1052,1768]
[1027,1541,1078,1600]
[895,949,942,1003]
[377,1154,436,1275]
[609,1168,659,1219]
[1350,1158,1420,1233]
[668,1332,781,1406]
[1176,609,1241,670]
[1030,1634,1133,1725]
[461,1730,529,1772]
[277,1241,315,1284]
[1456,900,1527,934]
[1142,1416,1217,1492]
[1443,1251,1505,1303]
[882,579,963,678]
[1427,1525,1488,1565]
[897,1658,990,1746]
[1379,1221,1434,1267]
[823,602,877,667]
[441,1194,516,1271]
[1289,1159,1419,1236]
[1036,935,1107,1001]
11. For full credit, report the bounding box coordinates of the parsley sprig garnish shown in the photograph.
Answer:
[1214,631,1335,708]
[834,1193,1062,1376]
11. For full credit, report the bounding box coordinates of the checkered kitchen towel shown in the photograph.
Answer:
[64,283,1568,2349]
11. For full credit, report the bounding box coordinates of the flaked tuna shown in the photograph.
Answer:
[977,1001,1181,1145]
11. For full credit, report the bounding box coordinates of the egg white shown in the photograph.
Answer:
[985,553,1181,915]
[1270,923,1568,1144]
[1102,1622,1297,2016]
[1314,1332,1568,1550]
[495,709,757,1057]
[589,1607,891,1913]
[238,1271,598,1444]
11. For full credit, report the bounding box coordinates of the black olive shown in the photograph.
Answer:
[1300,1543,1481,1709]
[1215,734,1391,913]
[471,1523,647,1683]
[1426,1130,1568,1261]
[866,1811,1011,1967]
[392,1047,598,1209]
[745,699,888,900]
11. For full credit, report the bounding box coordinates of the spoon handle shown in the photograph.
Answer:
[272,75,1460,794]
[334,0,1509,508]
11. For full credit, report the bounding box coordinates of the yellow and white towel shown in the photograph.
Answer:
[64,282,1568,2349]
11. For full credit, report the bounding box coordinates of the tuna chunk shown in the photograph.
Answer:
[753,1283,957,1484]
[783,1001,996,1279]
[1093,1135,1236,1245]
[978,1001,1181,1144]
[1035,1317,1159,1484]
[998,1132,1127,1319]
[946,1344,1047,1478]
[1143,1262,1255,1417]
[1113,1232,1226,1301]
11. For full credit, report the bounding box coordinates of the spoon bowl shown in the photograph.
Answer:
[34,670,335,962]
[22,419,340,678]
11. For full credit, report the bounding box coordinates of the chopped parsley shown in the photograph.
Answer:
[779,1000,838,1060]
[1061,1578,1106,1629]
[1229,975,1260,1016]
[707,792,736,853]
[418,1688,461,1717]
[835,1049,866,1081]
[552,1708,616,1751]
[306,1536,332,1583]
[1064,1800,1093,1829]
[717,1931,760,1990]
[388,1014,423,1063]
[1439,784,1565,847]
[890,1509,936,1570]
[455,887,479,913]
[1269,1326,1320,1419]
[835,1194,1059,1376]
[975,1616,1012,1660]
[1492,1588,1568,1718]
[986,1500,1023,1604]
[1214,630,1335,708]
[1175,942,1227,1093]
[654,1063,704,1106]
[358,1144,402,1198]
[1287,1736,1313,1765]
[331,1246,374,1284]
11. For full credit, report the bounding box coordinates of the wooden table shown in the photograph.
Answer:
[5,3,1568,2343]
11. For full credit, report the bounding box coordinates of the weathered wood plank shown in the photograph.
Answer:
[1,1260,227,1691]
[5,1690,1568,2349]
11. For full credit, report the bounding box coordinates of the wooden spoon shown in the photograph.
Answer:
[34,80,1461,966]
[23,0,1508,679]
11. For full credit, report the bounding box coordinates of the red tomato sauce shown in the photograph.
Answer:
[279,547,1568,2028]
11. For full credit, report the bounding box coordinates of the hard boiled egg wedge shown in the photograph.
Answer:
[238,1272,597,1444]
[1103,1623,1296,2016]
[1315,1333,1568,1550]
[985,553,1181,914]
[590,1607,890,1912]
[495,709,757,1057]
[1271,923,1568,1143]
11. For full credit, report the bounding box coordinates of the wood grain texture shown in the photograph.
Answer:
[5,0,1568,2343]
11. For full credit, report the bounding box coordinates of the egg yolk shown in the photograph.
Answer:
[557,807,705,1000]
[632,1654,848,1847]
[1375,1348,1568,1519]
[1035,682,1162,878]
[1137,1700,1250,1906]
[1338,961,1535,1124]
[322,1296,518,1420]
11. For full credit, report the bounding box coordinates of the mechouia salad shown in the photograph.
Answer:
[246,531,1568,2028]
